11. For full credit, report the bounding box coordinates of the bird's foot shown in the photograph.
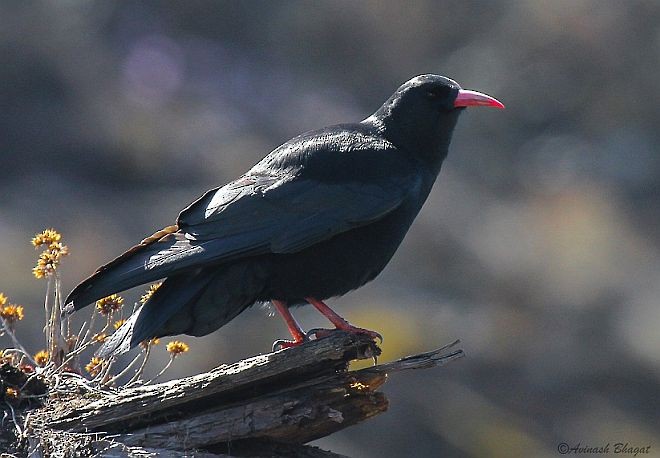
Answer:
[304,297,383,343]
[272,334,311,352]
[307,326,383,343]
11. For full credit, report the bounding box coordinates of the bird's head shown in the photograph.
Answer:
[367,74,504,167]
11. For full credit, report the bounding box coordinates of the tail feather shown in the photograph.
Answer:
[95,306,141,357]
[96,270,212,357]
[96,260,267,358]
[64,225,272,313]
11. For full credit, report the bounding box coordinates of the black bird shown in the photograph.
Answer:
[65,74,504,356]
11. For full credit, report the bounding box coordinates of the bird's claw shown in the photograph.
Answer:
[271,332,313,351]
[272,339,300,352]
[305,327,332,340]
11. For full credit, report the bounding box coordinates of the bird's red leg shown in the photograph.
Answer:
[305,297,382,342]
[271,299,307,350]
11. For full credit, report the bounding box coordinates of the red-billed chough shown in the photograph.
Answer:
[64,74,504,356]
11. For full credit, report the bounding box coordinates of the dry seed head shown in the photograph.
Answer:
[85,357,104,376]
[0,350,11,364]
[140,282,162,304]
[32,228,61,247]
[34,350,49,367]
[31,230,68,278]
[95,294,124,316]
[140,337,160,349]
[48,242,69,257]
[166,340,189,357]
[93,333,108,343]
[33,251,59,278]
[0,304,24,323]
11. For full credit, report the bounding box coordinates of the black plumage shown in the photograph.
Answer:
[64,74,503,356]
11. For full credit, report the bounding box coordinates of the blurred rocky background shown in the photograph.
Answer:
[1,1,659,456]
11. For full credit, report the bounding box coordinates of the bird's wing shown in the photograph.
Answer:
[177,125,419,253]
[177,171,416,254]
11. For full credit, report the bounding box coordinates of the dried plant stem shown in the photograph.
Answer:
[126,344,152,386]
[54,333,105,374]
[56,272,70,339]
[93,358,115,384]
[3,346,36,366]
[44,274,66,366]
[5,401,22,437]
[144,356,174,385]
[77,311,98,351]
[42,277,52,337]
[1,321,36,366]
[104,351,145,387]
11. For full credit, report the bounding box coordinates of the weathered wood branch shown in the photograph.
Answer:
[13,333,463,457]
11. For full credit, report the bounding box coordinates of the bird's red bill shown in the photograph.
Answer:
[454,89,505,109]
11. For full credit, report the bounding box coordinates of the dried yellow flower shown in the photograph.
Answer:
[166,340,189,357]
[32,228,61,247]
[48,242,69,257]
[33,247,67,279]
[113,319,126,330]
[31,229,69,279]
[139,337,160,349]
[34,350,49,367]
[0,304,24,323]
[93,333,108,343]
[95,294,124,316]
[85,357,104,376]
[0,293,7,306]
[140,282,162,304]
[32,265,47,279]
[5,387,19,399]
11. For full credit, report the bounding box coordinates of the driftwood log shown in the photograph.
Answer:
[4,332,463,457]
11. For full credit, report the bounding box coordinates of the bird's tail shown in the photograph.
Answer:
[96,269,213,357]
[64,223,271,315]
[97,259,267,357]
[64,226,183,314]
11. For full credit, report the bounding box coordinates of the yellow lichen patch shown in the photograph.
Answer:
[140,282,162,305]
[166,340,189,357]
[34,350,49,367]
[95,294,124,316]
[85,357,104,376]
